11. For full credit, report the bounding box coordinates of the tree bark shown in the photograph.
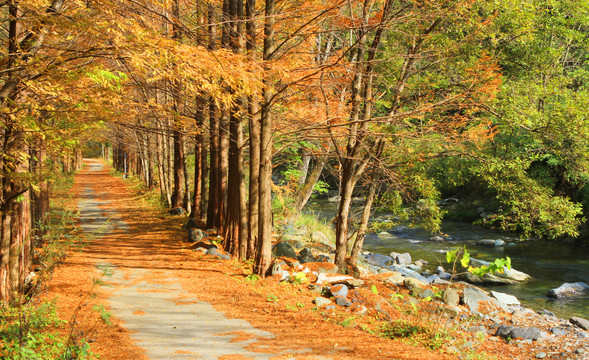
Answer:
[254,0,276,276]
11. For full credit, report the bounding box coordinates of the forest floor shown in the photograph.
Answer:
[41,159,540,360]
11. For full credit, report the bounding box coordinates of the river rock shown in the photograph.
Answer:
[491,291,520,306]
[551,327,568,337]
[378,231,394,238]
[464,260,531,285]
[365,252,395,267]
[570,316,589,331]
[510,327,542,340]
[404,277,428,291]
[284,239,304,250]
[463,287,492,313]
[546,282,589,299]
[443,288,460,307]
[387,265,430,283]
[478,239,505,247]
[272,241,297,258]
[297,248,316,263]
[188,228,208,243]
[496,325,541,340]
[395,252,412,265]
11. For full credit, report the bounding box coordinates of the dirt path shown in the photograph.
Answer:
[45,159,456,360]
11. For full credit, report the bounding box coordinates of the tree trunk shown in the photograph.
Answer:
[293,147,330,215]
[349,178,378,264]
[254,0,276,276]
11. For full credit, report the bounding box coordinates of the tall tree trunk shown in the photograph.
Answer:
[206,101,220,228]
[254,0,276,276]
[245,0,259,259]
[191,97,206,220]
[156,119,172,206]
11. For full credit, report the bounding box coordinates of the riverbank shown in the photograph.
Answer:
[305,200,589,320]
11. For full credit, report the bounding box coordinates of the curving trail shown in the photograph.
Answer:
[45,159,456,360]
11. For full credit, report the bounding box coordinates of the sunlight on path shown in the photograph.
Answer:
[78,160,329,360]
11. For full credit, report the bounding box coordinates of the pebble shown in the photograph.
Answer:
[535,352,546,359]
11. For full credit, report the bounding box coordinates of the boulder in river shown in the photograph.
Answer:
[478,239,505,247]
[546,282,589,299]
[465,258,531,285]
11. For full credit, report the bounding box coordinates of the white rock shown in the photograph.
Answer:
[491,291,521,306]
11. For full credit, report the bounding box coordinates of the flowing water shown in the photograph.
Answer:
[305,201,589,319]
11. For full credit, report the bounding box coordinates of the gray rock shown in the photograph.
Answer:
[535,352,546,359]
[438,271,452,281]
[365,252,394,267]
[334,296,352,307]
[168,206,186,216]
[547,282,589,299]
[297,248,316,263]
[313,297,331,308]
[463,287,491,313]
[496,326,541,340]
[491,291,520,306]
[395,252,412,265]
[510,327,542,340]
[207,247,231,260]
[443,288,460,307]
[418,289,435,299]
[388,265,430,283]
[330,284,349,298]
[404,277,428,291]
[478,239,505,247]
[188,228,208,243]
[407,264,422,272]
[538,309,557,318]
[496,325,515,338]
[464,269,531,285]
[272,241,297,258]
[570,316,589,330]
[284,239,304,250]
[551,327,568,337]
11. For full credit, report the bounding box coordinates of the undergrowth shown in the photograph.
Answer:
[0,171,105,359]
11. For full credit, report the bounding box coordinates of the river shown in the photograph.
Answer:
[305,201,589,320]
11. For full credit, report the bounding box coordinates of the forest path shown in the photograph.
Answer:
[45,159,454,360]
